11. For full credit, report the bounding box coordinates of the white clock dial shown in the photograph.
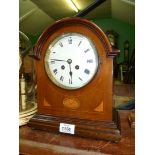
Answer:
[44,33,99,90]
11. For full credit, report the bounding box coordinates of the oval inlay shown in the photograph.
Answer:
[63,98,80,110]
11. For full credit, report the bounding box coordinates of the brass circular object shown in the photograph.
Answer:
[44,32,99,90]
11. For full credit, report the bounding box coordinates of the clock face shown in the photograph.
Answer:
[44,33,99,90]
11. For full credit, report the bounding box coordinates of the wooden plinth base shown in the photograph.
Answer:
[28,112,121,142]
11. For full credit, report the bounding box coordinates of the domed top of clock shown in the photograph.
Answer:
[34,17,118,60]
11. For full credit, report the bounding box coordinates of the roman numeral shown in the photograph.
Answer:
[60,76,64,81]
[68,37,72,44]
[53,69,58,75]
[78,41,82,47]
[84,48,90,53]
[51,60,55,64]
[87,59,93,63]
[79,77,83,81]
[59,42,63,47]
[84,69,90,75]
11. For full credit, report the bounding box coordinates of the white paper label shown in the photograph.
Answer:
[59,123,75,134]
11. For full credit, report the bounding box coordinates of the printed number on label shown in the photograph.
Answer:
[59,123,75,134]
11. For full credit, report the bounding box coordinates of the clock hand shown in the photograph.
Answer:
[67,59,73,84]
[51,59,67,62]
[69,64,72,84]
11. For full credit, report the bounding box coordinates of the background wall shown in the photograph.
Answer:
[92,18,135,64]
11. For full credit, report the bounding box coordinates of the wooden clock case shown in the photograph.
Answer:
[28,17,121,142]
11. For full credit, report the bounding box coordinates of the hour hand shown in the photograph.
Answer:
[69,71,72,84]
[69,71,72,80]
[68,63,73,84]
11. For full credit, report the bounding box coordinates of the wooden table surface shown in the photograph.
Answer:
[19,110,135,155]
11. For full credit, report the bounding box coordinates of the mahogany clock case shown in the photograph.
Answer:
[28,17,121,142]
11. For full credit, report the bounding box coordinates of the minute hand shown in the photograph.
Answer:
[51,59,67,62]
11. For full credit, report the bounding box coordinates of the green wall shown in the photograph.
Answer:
[26,33,41,48]
[92,18,135,64]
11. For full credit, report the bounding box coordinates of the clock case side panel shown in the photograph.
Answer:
[28,17,121,141]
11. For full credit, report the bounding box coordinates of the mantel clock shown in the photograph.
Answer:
[28,17,121,142]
